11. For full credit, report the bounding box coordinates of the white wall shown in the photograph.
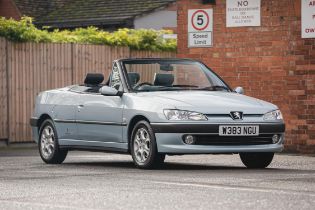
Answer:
[134,9,177,30]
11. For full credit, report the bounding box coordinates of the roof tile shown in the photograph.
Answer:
[13,0,176,28]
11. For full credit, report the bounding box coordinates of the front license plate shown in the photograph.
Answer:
[219,125,259,136]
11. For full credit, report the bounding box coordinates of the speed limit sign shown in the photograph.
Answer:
[188,9,213,47]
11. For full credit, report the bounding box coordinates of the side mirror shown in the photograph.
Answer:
[99,86,123,96]
[234,86,244,94]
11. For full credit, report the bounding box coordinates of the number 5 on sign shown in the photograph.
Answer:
[188,9,213,48]
[197,15,204,25]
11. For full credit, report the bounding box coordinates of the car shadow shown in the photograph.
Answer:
[62,161,315,173]
[63,161,246,171]
[64,161,136,169]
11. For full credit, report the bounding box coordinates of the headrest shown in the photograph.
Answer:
[153,73,174,86]
[128,72,140,86]
[84,73,104,86]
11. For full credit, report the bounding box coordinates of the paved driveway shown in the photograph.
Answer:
[0,148,314,210]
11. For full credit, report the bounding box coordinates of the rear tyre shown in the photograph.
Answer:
[130,120,165,169]
[38,119,68,164]
[239,152,274,169]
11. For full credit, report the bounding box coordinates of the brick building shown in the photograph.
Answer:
[0,0,20,19]
[177,0,315,153]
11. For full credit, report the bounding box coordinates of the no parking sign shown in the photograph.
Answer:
[188,9,213,48]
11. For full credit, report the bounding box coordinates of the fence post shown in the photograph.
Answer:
[6,39,9,144]
[71,43,74,84]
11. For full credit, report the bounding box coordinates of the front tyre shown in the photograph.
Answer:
[130,120,165,169]
[239,152,274,169]
[38,119,68,164]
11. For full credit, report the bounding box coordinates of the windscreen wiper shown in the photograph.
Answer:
[157,87,184,91]
[195,86,230,91]
[172,85,199,88]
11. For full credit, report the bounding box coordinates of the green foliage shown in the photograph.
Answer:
[0,17,177,52]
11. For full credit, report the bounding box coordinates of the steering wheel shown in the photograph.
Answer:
[134,82,153,89]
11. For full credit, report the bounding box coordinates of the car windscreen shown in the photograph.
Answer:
[122,59,231,92]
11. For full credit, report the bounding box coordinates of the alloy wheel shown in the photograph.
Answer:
[133,127,151,163]
[40,125,55,159]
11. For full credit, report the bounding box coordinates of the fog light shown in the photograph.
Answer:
[272,134,279,144]
[184,135,195,145]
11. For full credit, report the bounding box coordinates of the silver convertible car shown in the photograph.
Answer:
[30,58,285,169]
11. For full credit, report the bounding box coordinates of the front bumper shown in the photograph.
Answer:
[151,122,285,154]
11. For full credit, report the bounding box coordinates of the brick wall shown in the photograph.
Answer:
[177,0,315,153]
[0,0,20,19]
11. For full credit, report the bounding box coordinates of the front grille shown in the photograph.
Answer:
[193,134,273,146]
[205,114,263,118]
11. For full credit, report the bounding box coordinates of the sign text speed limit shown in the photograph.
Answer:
[188,9,213,48]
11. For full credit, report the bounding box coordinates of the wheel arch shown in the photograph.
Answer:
[127,115,150,151]
[37,114,53,131]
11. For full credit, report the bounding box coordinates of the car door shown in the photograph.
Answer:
[76,64,124,143]
[52,89,81,141]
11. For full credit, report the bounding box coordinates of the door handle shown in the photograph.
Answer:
[77,105,84,112]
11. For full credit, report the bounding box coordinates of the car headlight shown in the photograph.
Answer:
[163,109,208,121]
[263,110,283,121]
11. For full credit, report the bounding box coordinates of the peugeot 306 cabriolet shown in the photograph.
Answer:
[30,58,285,169]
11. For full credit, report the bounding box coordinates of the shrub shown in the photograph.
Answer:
[0,17,177,52]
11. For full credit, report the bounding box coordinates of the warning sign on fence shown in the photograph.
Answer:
[188,9,213,48]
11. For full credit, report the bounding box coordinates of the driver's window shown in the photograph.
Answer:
[109,64,121,90]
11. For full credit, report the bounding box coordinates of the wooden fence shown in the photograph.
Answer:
[0,38,176,143]
[0,38,7,140]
